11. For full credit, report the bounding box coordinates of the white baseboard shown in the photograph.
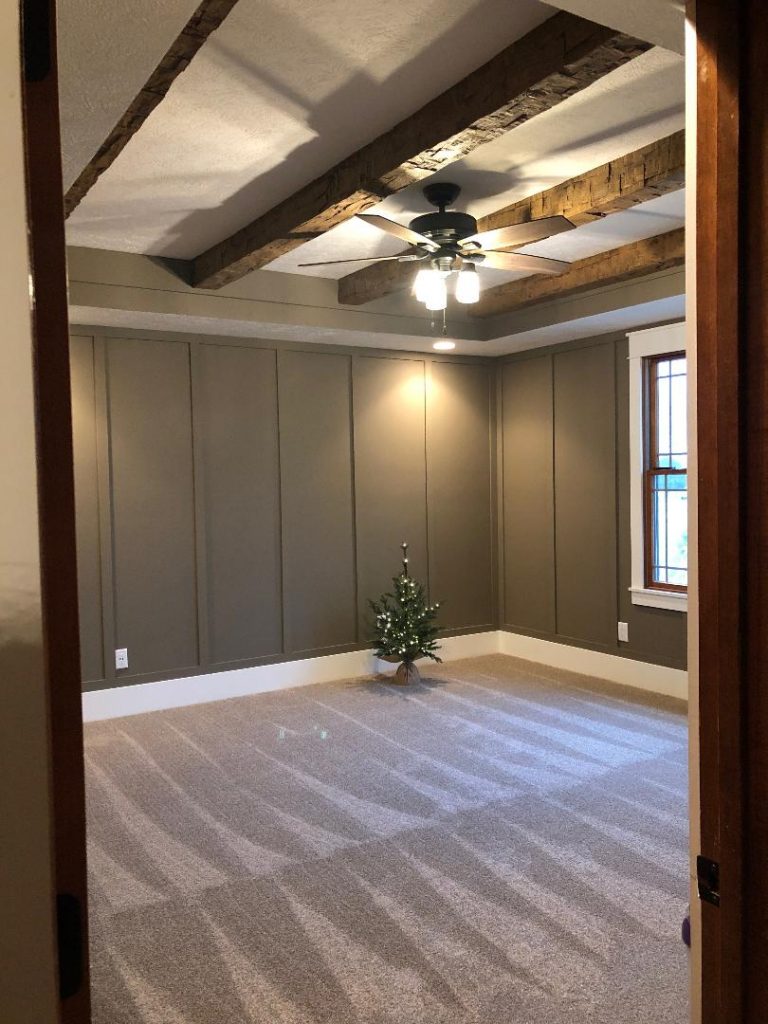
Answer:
[82,629,687,721]
[81,631,501,722]
[498,630,688,702]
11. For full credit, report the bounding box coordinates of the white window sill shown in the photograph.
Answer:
[629,587,688,612]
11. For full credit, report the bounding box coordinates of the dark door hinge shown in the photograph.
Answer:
[56,893,84,999]
[697,855,720,907]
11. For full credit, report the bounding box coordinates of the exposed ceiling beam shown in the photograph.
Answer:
[191,12,651,289]
[338,130,685,306]
[64,0,241,218]
[481,129,685,231]
[471,227,684,318]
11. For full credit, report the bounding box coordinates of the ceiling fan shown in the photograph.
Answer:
[299,182,574,311]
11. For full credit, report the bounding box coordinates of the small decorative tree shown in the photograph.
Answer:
[369,542,442,684]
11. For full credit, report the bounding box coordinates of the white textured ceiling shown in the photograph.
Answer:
[58,0,202,190]
[540,0,684,54]
[64,0,552,256]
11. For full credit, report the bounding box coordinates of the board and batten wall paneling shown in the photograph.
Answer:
[195,344,282,664]
[106,337,199,676]
[427,361,494,630]
[69,334,104,682]
[353,356,428,638]
[501,356,556,633]
[553,343,617,647]
[278,350,356,653]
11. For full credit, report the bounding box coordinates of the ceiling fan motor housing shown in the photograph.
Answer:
[409,210,477,243]
[409,182,477,252]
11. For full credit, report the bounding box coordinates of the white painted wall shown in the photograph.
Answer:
[0,8,60,1022]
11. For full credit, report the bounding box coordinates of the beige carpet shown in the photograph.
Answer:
[85,654,689,1023]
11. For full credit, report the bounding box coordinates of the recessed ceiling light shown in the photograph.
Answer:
[433,339,456,351]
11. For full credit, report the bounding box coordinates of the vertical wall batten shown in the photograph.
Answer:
[553,343,617,647]
[92,336,116,686]
[501,355,557,634]
[189,343,210,669]
[348,353,360,645]
[352,355,429,639]
[196,344,282,665]
[69,335,104,683]
[278,349,357,654]
[426,361,494,630]
[105,336,199,676]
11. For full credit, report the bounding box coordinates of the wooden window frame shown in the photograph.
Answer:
[643,350,688,593]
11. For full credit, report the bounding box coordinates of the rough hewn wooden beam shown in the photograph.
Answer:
[472,227,685,318]
[480,129,685,231]
[192,12,650,289]
[338,130,685,306]
[337,259,416,308]
[64,0,241,217]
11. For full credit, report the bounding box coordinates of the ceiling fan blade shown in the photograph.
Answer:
[297,254,410,267]
[480,251,570,274]
[460,215,574,251]
[356,213,436,249]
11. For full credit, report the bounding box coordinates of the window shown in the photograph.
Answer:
[628,322,688,612]
[644,353,688,591]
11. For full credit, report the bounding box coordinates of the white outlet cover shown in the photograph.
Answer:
[617,622,629,643]
[115,648,129,670]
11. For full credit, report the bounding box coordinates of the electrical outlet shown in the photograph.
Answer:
[115,648,129,670]
[617,622,629,643]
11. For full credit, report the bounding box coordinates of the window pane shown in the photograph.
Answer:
[656,375,671,460]
[644,352,688,591]
[670,374,687,459]
[651,471,688,588]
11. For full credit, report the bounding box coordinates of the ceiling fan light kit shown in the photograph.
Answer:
[299,182,575,313]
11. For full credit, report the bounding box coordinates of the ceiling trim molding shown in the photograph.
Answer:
[190,11,651,290]
[473,227,685,318]
[484,266,684,342]
[66,244,684,357]
[64,0,242,218]
[337,130,685,306]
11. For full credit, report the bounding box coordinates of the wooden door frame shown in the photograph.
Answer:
[14,0,768,1021]
[694,0,768,1020]
[21,0,91,1020]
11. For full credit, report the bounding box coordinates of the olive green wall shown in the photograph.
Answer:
[499,330,687,670]
[70,329,497,691]
[70,323,686,693]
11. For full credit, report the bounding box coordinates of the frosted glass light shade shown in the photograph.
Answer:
[455,264,480,304]
[424,274,447,311]
[413,267,435,303]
